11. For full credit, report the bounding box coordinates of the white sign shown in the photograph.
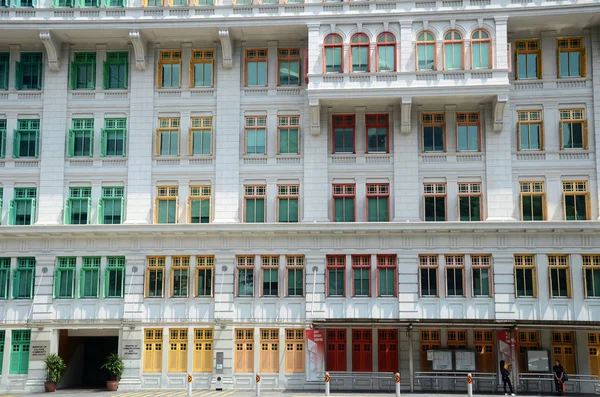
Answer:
[455,351,476,371]
[30,341,50,361]
[432,350,453,371]
[122,340,142,359]
[427,350,434,361]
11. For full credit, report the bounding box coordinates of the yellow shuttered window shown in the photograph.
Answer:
[168,328,188,373]
[234,329,254,373]
[193,329,213,372]
[474,330,495,373]
[285,329,304,373]
[260,329,279,373]
[588,333,600,377]
[144,329,163,373]
[553,331,576,374]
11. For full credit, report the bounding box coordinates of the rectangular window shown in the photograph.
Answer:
[563,181,589,220]
[552,331,576,374]
[378,329,398,373]
[156,117,180,156]
[419,255,438,297]
[548,255,570,298]
[104,256,125,298]
[191,50,214,88]
[16,52,42,90]
[557,37,585,78]
[155,186,178,224]
[516,40,541,79]
[102,51,128,89]
[278,49,300,86]
[447,329,468,350]
[187,186,211,224]
[193,329,213,372]
[352,255,370,297]
[145,256,165,298]
[0,119,6,158]
[0,53,8,90]
[422,113,445,152]
[472,254,491,297]
[420,329,440,371]
[456,112,479,151]
[79,257,100,299]
[458,182,481,221]
[518,331,540,373]
[474,330,495,373]
[520,181,546,221]
[189,117,212,156]
[99,186,124,225]
[326,329,347,372]
[278,184,299,223]
[583,255,600,298]
[245,116,266,155]
[285,329,304,373]
[13,119,40,158]
[234,329,254,373]
[70,52,96,90]
[65,187,91,225]
[245,49,267,87]
[352,329,372,372]
[244,185,266,223]
[327,255,345,297]
[278,115,300,154]
[101,118,126,157]
[168,329,187,373]
[333,183,355,222]
[0,330,4,374]
[332,115,355,154]
[424,182,446,222]
[53,257,76,299]
[0,258,10,300]
[143,329,163,373]
[366,183,389,222]
[366,114,389,153]
[286,255,304,297]
[12,257,35,299]
[262,256,279,297]
[9,330,30,375]
[445,255,465,297]
[517,110,543,151]
[377,255,396,297]
[196,256,214,297]
[158,50,181,88]
[237,256,254,297]
[171,256,189,298]
[260,329,279,373]
[560,109,587,149]
[10,187,36,226]
[515,254,537,298]
[68,118,94,157]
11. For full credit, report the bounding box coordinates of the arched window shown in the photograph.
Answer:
[324,34,343,73]
[377,32,396,72]
[443,31,463,70]
[416,31,436,71]
[471,29,491,69]
[350,33,369,72]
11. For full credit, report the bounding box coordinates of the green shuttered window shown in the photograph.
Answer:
[12,258,35,299]
[9,330,30,375]
[54,257,76,299]
[80,257,100,298]
[105,257,125,298]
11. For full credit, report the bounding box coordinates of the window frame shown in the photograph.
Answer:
[244,116,267,155]
[101,118,126,157]
[557,37,585,78]
[278,48,300,87]
[193,329,213,372]
[170,256,190,298]
[332,114,355,154]
[514,254,537,298]
[377,254,397,297]
[13,119,40,158]
[0,119,6,159]
[445,254,465,297]
[366,183,389,222]
[548,254,571,299]
[188,117,213,156]
[559,108,587,150]
[332,183,355,222]
[515,39,541,80]
[261,255,279,297]
[236,255,255,297]
[583,255,600,299]
[15,52,43,90]
[103,51,128,90]
[351,255,371,297]
[471,254,492,297]
[10,187,36,226]
[154,186,179,224]
[0,53,8,91]
[12,257,35,300]
[0,258,10,300]
[277,184,299,223]
[196,255,214,297]
[286,255,304,297]
[562,180,590,221]
[143,329,163,373]
[234,328,254,373]
[68,118,94,158]
[168,328,188,373]
[65,187,92,225]
[416,31,436,71]
[350,33,370,73]
[70,52,97,91]
[157,50,182,89]
[420,329,441,371]
[423,182,447,222]
[99,186,124,225]
[376,32,396,72]
[443,30,463,70]
[190,50,214,88]
[323,34,343,73]
[79,256,100,299]
[458,182,482,222]
[471,29,492,69]
[366,114,389,153]
[155,117,180,157]
[277,115,300,155]
[244,185,266,223]
[517,110,544,151]
[422,112,446,152]
[187,185,211,224]
[326,255,345,297]
[104,256,125,298]
[419,254,439,297]
[456,112,480,152]
[520,181,546,221]
[447,329,468,350]
[53,257,76,299]
[145,256,166,298]
[284,329,305,373]
[245,48,268,87]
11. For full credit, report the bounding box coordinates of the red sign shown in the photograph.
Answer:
[306,329,325,382]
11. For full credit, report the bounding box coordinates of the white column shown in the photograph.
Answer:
[355,106,366,154]
[4,112,17,161]
[267,40,278,89]
[95,44,107,90]
[540,30,557,80]
[180,111,190,159]
[590,27,600,219]
[393,102,420,222]
[399,21,413,72]
[90,181,102,224]
[8,44,20,90]
[93,111,103,159]
[181,42,192,88]
[178,182,189,224]
[494,17,509,70]
[493,252,517,320]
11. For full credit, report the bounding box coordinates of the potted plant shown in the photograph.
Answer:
[44,353,66,392]
[101,352,124,392]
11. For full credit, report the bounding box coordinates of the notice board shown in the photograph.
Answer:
[454,351,476,371]
[432,350,453,371]
[527,350,550,372]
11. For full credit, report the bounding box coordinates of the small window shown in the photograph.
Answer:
[423,182,446,222]
[236,256,254,297]
[419,255,438,297]
[515,40,541,79]
[514,254,536,298]
[422,113,445,152]
[583,255,600,298]
[189,117,212,156]
[158,50,181,88]
[416,31,436,71]
[326,255,345,297]
[0,258,10,300]
[548,255,570,298]
[471,30,491,69]
[366,114,389,153]
[16,53,43,90]
[278,184,299,223]
[333,183,355,222]
[456,112,479,152]
[104,257,125,298]
[155,186,178,224]
[352,255,370,297]
[562,181,589,220]
[443,31,463,70]
[350,33,369,73]
[0,53,8,90]
[445,255,464,297]
[65,187,91,225]
[324,34,343,73]
[80,257,100,299]
[99,186,124,225]
[377,255,396,297]
[557,37,585,78]
[332,115,355,154]
[517,110,543,151]
[471,255,491,297]
[196,256,214,297]
[0,119,6,159]
[286,255,304,297]
[447,329,468,349]
[376,33,395,72]
[458,182,481,221]
[103,51,128,90]
[262,255,279,297]
[366,183,389,222]
[13,119,40,158]
[245,49,267,87]
[520,181,545,221]
[244,185,266,223]
[53,257,76,299]
[101,118,126,157]
[188,185,211,224]
[13,257,35,300]
[70,52,96,90]
[145,256,166,298]
[559,109,587,150]
[68,118,94,158]
[10,187,36,226]
[171,256,189,298]
[156,117,180,157]
[278,116,300,155]
[278,49,300,86]
[191,50,214,88]
[245,116,267,155]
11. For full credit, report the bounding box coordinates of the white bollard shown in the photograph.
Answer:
[255,374,261,397]
[187,374,192,397]
[325,372,330,396]
[395,373,401,397]
[467,373,473,397]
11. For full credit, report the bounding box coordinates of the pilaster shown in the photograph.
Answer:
[494,17,508,70]
[399,21,413,72]
[393,102,420,222]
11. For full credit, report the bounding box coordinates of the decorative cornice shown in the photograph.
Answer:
[493,94,508,133]
[309,98,320,136]
[128,29,146,71]
[401,97,412,134]
[39,31,60,72]
[218,27,232,69]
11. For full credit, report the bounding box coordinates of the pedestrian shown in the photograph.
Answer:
[553,360,566,394]
[500,360,516,396]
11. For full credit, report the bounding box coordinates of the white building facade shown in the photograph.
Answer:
[1,0,600,393]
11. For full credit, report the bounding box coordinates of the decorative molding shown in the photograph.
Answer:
[39,31,60,72]
[310,98,320,136]
[493,94,508,133]
[383,21,389,32]
[423,20,428,31]
[356,22,362,33]
[128,30,147,71]
[330,23,336,33]
[477,18,483,28]
[450,19,456,30]
[218,28,233,69]
[400,97,412,134]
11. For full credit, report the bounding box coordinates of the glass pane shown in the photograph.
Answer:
[288,198,298,222]
[571,123,583,148]
[435,197,446,221]
[434,126,444,151]
[569,51,580,77]
[564,195,575,220]
[524,268,533,296]
[480,43,489,68]
[457,126,467,151]
[345,198,354,222]
[423,126,433,152]
[289,129,299,153]
[532,196,544,220]
[424,197,435,221]
[472,43,481,69]
[256,130,266,154]
[247,62,257,85]
[522,196,532,221]
[470,196,481,221]
[255,198,264,222]
[169,131,178,155]
[333,48,341,72]
[559,53,569,77]
[367,198,378,222]
[334,198,343,222]
[167,200,177,223]
[529,124,540,149]
[257,61,267,86]
[203,63,212,87]
[245,198,255,222]
[468,126,478,150]
[527,53,537,78]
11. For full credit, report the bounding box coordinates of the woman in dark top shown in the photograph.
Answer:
[500,360,515,396]
[553,360,565,394]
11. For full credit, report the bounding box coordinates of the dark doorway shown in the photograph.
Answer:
[58,329,119,389]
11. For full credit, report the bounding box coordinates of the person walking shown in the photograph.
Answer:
[500,360,516,396]
[553,360,566,394]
